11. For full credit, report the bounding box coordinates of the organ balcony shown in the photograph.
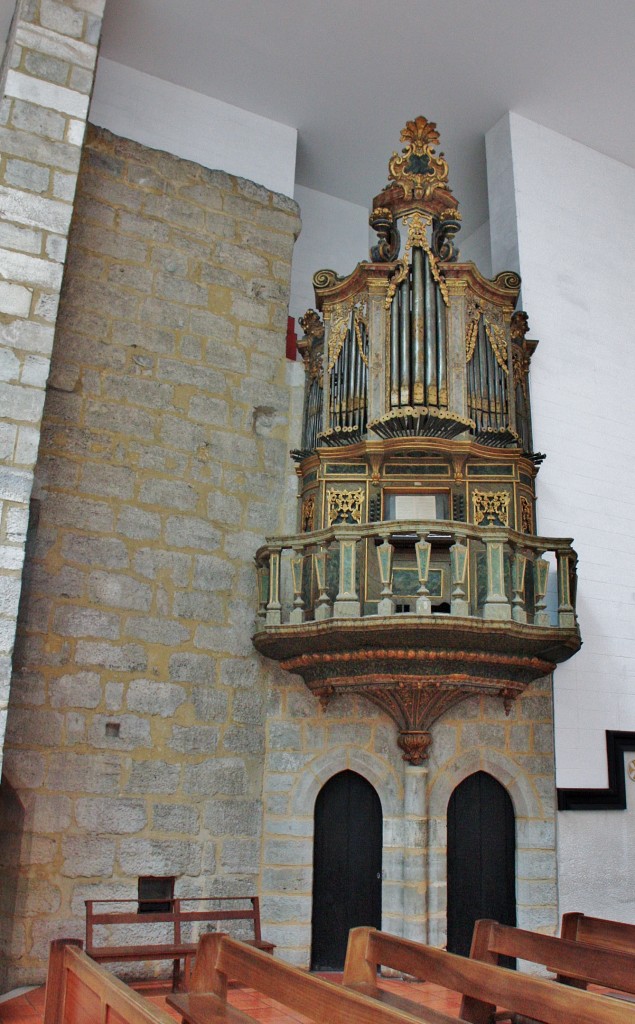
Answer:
[252,116,581,764]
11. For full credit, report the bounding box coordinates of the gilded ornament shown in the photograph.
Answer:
[388,116,450,202]
[521,496,533,534]
[483,316,509,373]
[384,256,409,308]
[301,495,315,532]
[327,487,365,526]
[404,212,449,305]
[472,489,511,527]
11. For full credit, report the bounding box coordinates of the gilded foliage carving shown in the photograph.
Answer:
[472,489,511,527]
[327,487,365,525]
[521,495,533,534]
[301,495,315,532]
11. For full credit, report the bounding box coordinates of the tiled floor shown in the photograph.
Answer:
[0,976,463,1024]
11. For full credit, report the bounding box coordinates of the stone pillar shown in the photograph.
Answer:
[0,0,106,770]
[401,765,428,942]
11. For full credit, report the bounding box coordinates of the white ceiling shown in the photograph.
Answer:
[3,1,635,236]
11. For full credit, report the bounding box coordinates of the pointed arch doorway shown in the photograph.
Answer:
[447,771,516,960]
[311,770,382,970]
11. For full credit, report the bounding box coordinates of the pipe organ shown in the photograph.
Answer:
[254,116,580,764]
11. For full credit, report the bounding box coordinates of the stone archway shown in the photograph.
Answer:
[427,746,556,948]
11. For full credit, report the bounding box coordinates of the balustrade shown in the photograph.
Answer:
[255,521,578,631]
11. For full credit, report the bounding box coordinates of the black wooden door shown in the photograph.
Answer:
[447,771,516,960]
[311,770,382,970]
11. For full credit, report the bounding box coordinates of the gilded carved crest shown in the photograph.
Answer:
[301,495,315,532]
[327,488,364,526]
[472,489,511,527]
[388,116,450,201]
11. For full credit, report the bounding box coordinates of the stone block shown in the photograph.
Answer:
[87,713,151,750]
[192,554,235,591]
[126,679,187,718]
[5,158,50,192]
[118,838,202,876]
[263,838,312,866]
[61,836,116,877]
[76,796,146,834]
[182,758,247,797]
[261,867,312,893]
[223,725,264,756]
[153,802,199,834]
[169,651,215,684]
[138,478,198,512]
[47,751,121,793]
[29,793,72,832]
[220,838,260,874]
[191,685,228,722]
[79,463,134,499]
[39,0,85,39]
[169,725,219,755]
[205,799,261,837]
[76,640,148,672]
[53,604,120,639]
[172,590,223,622]
[114,505,160,540]
[87,571,151,612]
[165,515,221,552]
[232,690,265,725]
[125,615,190,646]
[49,670,101,708]
[2,748,45,788]
[125,760,180,795]
[6,707,63,747]
[10,97,67,143]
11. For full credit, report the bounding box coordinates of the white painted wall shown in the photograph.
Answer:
[459,221,492,279]
[289,185,369,326]
[90,58,297,198]
[487,111,635,918]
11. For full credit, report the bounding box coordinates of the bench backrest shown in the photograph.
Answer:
[561,911,635,955]
[190,932,458,1024]
[342,926,635,1024]
[85,896,263,950]
[469,918,635,995]
[43,939,177,1024]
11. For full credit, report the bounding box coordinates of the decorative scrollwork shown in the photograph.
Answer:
[384,256,409,309]
[494,270,521,291]
[432,207,462,262]
[326,301,352,370]
[327,487,364,526]
[369,207,401,262]
[404,212,449,305]
[313,268,341,290]
[388,116,450,201]
[297,309,324,384]
[472,489,511,527]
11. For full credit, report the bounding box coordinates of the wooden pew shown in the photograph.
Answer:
[85,895,273,990]
[43,938,194,1024]
[560,911,635,957]
[342,926,635,1024]
[167,932,462,1024]
[467,917,635,1003]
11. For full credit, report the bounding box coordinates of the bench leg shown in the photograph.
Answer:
[172,958,181,992]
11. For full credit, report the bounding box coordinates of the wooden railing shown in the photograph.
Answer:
[255,519,578,630]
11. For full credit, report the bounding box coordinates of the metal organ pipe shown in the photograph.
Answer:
[412,248,424,405]
[424,254,438,406]
[399,278,411,405]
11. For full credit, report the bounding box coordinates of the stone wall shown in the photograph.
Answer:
[0,123,301,987]
[0,0,106,779]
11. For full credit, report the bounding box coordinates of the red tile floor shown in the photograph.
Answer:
[0,975,463,1024]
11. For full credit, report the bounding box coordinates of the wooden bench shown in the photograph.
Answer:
[467,918,635,1011]
[43,938,187,1024]
[341,926,635,1024]
[167,932,463,1024]
[560,911,635,957]
[85,895,274,990]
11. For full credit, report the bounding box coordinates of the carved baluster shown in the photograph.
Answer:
[313,545,332,621]
[450,534,469,616]
[256,560,269,620]
[533,555,550,626]
[289,546,305,624]
[376,532,395,616]
[511,548,528,623]
[415,534,432,615]
[557,549,576,628]
[482,530,511,620]
[333,532,361,618]
[266,547,282,625]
